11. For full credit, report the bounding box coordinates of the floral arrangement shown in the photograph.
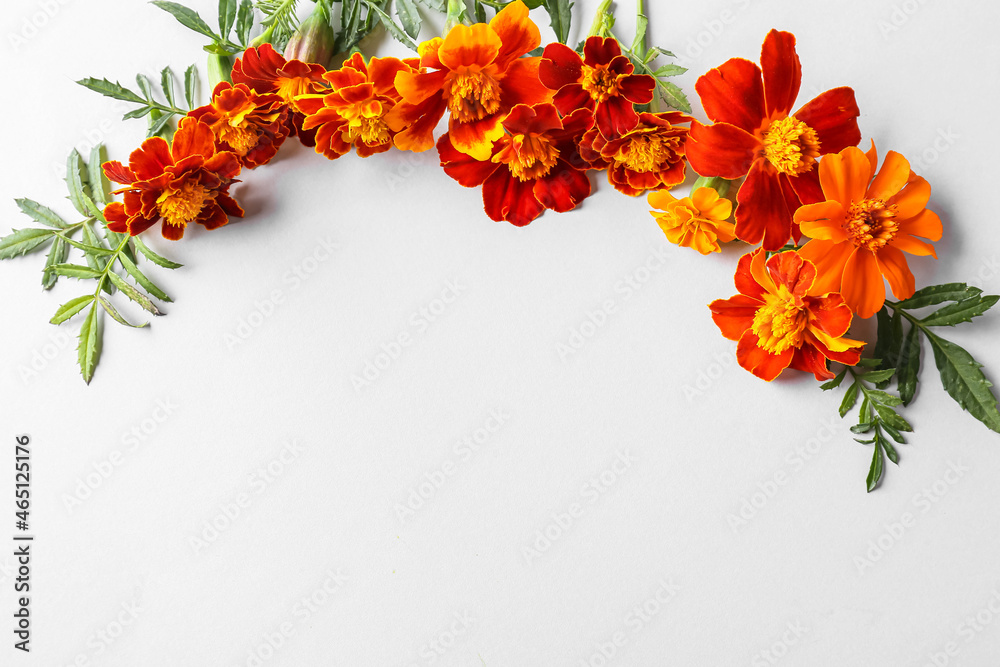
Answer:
[3,0,997,490]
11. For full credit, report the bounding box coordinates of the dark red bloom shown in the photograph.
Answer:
[539,35,655,140]
[188,82,288,168]
[438,103,593,227]
[685,30,861,250]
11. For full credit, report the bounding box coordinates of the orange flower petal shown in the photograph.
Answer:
[737,331,794,381]
[875,245,916,300]
[798,239,855,296]
[795,201,847,242]
[766,251,816,298]
[438,23,502,70]
[490,0,540,71]
[448,114,505,161]
[171,117,217,162]
[841,248,884,318]
[898,208,943,241]
[887,174,931,220]
[867,150,911,201]
[499,57,552,107]
[890,233,938,258]
[394,69,448,106]
[818,146,870,206]
[749,248,778,296]
[710,294,760,341]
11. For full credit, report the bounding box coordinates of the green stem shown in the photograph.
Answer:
[250,23,277,48]
[588,0,613,37]
[445,0,465,32]
[691,175,731,198]
[93,235,131,296]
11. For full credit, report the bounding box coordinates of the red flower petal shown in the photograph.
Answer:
[734,160,796,249]
[482,168,545,226]
[499,57,552,107]
[695,57,766,133]
[553,84,593,116]
[686,121,760,179]
[794,87,861,155]
[709,294,760,341]
[766,251,816,298]
[760,30,801,118]
[737,331,794,381]
[130,138,174,181]
[437,133,498,187]
[534,159,591,212]
[789,344,835,381]
[595,96,639,140]
[539,42,583,90]
[734,251,768,301]
[583,35,621,66]
[618,74,655,105]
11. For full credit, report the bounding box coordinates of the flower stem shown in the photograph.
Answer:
[445,0,466,32]
[691,175,731,198]
[588,0,613,37]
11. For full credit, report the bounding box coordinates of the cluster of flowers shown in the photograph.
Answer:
[100,1,941,385]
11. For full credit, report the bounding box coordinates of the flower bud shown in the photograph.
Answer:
[207,54,234,89]
[283,3,335,65]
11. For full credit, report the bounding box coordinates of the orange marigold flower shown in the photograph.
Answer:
[297,53,418,160]
[710,250,865,381]
[579,111,690,196]
[438,103,594,227]
[795,144,942,319]
[231,43,329,147]
[393,0,552,160]
[648,187,735,255]
[685,30,861,251]
[101,117,243,240]
[188,82,288,168]
[539,35,655,140]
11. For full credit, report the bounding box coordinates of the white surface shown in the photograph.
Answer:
[2,0,1000,665]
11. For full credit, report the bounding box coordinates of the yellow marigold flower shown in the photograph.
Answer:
[648,187,736,254]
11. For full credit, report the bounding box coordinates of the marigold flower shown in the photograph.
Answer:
[102,117,243,240]
[686,30,861,251]
[297,53,418,160]
[539,36,654,140]
[231,44,329,147]
[579,111,690,196]
[188,82,288,168]
[649,187,735,254]
[438,103,594,227]
[795,144,942,319]
[393,0,552,160]
[710,250,865,381]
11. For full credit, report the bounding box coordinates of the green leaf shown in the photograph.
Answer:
[51,295,95,325]
[860,396,873,424]
[542,0,573,44]
[99,296,149,328]
[921,295,1000,327]
[866,442,884,492]
[897,324,922,406]
[820,368,847,391]
[873,306,902,386]
[236,0,253,44]
[867,389,903,407]
[148,112,176,138]
[88,144,112,207]
[184,64,199,109]
[895,283,982,310]
[133,235,183,269]
[135,74,154,101]
[108,272,161,315]
[362,1,417,50]
[855,358,883,368]
[926,331,1000,433]
[160,67,177,107]
[652,64,686,78]
[219,0,238,37]
[414,0,445,9]
[66,150,92,217]
[42,237,69,290]
[862,369,897,384]
[76,77,147,104]
[396,0,421,39]
[873,403,912,432]
[881,422,906,445]
[119,252,172,302]
[880,435,900,464]
[839,381,859,418]
[123,106,155,120]
[152,1,221,40]
[631,7,648,54]
[52,263,102,280]
[15,198,68,229]
[657,80,691,113]
[0,228,54,259]
[850,423,873,435]
[81,222,108,275]
[77,302,103,384]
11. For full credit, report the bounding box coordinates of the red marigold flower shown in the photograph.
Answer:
[710,250,864,381]
[297,53,418,160]
[438,103,594,227]
[101,117,243,240]
[579,111,691,196]
[188,82,288,168]
[539,35,655,140]
[231,43,329,147]
[686,30,861,251]
[393,0,552,160]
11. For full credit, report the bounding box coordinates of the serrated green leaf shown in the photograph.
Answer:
[839,381,859,418]
[658,80,691,113]
[52,263,102,279]
[152,1,221,40]
[820,368,847,391]
[123,106,155,120]
[108,272,161,315]
[76,77,147,104]
[362,1,417,50]
[119,253,172,302]
[15,198,68,229]
[136,74,154,101]
[396,0,421,39]
[41,237,69,290]
[77,303,103,384]
[88,144,112,206]
[926,331,1000,433]
[895,283,983,310]
[543,0,573,44]
[219,0,238,36]
[236,0,253,44]
[921,295,1000,327]
[66,150,91,217]
[897,324,922,406]
[133,235,183,269]
[51,295,95,325]
[184,64,199,109]
[652,64,686,78]
[414,0,445,9]
[148,112,176,138]
[0,228,54,260]
[99,296,149,329]
[161,67,176,107]
[873,403,912,432]
[866,442,884,492]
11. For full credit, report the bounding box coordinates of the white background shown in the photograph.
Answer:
[2,0,1000,665]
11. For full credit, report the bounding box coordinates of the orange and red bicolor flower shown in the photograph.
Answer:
[539,35,655,140]
[393,0,552,161]
[188,82,288,168]
[686,30,862,251]
[438,103,594,227]
[231,43,329,147]
[796,144,942,319]
[102,117,243,240]
[579,111,691,196]
[297,53,419,160]
[710,250,864,381]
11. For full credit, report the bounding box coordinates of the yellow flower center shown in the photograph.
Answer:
[447,67,502,123]
[580,64,621,103]
[762,116,820,176]
[494,134,560,182]
[751,285,808,354]
[218,109,258,155]
[350,115,392,146]
[277,76,315,107]
[846,199,899,252]
[157,180,213,229]
[614,132,681,173]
